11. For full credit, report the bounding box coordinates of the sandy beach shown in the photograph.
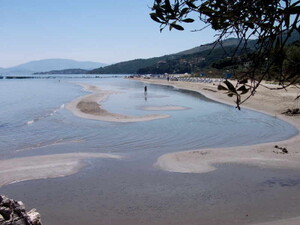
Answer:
[66,82,170,122]
[130,77,300,225]
[0,153,122,188]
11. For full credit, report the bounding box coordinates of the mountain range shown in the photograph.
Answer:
[0,59,106,75]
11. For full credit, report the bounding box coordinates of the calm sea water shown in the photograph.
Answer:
[1,76,299,225]
[0,76,297,159]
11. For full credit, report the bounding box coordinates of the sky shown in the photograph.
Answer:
[0,0,217,68]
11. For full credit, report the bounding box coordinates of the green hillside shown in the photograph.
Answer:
[88,38,244,74]
[89,55,178,74]
[89,31,299,75]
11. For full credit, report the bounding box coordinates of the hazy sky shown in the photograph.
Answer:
[0,0,217,67]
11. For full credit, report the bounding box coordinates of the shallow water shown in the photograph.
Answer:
[0,76,299,225]
[0,77,297,158]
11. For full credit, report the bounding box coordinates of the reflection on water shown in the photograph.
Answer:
[0,77,299,225]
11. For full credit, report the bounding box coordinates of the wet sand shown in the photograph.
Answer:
[0,153,122,187]
[66,82,170,122]
[155,139,300,174]
[253,216,300,225]
[131,77,300,225]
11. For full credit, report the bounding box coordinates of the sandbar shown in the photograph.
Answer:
[0,152,122,187]
[66,82,170,122]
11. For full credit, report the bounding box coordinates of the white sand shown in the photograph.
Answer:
[155,137,300,174]
[66,82,170,122]
[0,153,122,187]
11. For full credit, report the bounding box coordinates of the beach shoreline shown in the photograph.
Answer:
[1,81,189,188]
[130,77,300,225]
[0,153,122,188]
[0,81,173,188]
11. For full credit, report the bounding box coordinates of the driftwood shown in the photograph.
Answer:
[282,108,300,116]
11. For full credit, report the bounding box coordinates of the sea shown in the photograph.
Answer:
[1,75,300,225]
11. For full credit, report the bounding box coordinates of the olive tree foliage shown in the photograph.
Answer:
[150,0,300,109]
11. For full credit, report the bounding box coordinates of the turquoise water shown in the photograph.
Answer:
[1,76,300,225]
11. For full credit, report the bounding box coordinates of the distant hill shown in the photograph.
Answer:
[175,38,256,56]
[137,31,299,75]
[0,59,106,75]
[89,38,256,74]
[89,30,299,75]
[34,68,88,75]
[137,46,241,74]
[89,55,178,74]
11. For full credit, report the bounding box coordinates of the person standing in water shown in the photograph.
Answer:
[144,85,148,101]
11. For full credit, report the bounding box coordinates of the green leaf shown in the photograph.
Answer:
[182,18,194,23]
[169,15,177,20]
[283,11,290,28]
[155,10,166,21]
[165,0,172,12]
[275,37,281,50]
[217,84,228,91]
[174,2,179,12]
[150,13,161,23]
[246,22,254,29]
[289,5,300,14]
[239,78,248,84]
[180,8,190,17]
[237,85,249,94]
[224,80,237,93]
[186,1,197,9]
[199,5,214,15]
[170,23,184,30]
[227,92,235,97]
